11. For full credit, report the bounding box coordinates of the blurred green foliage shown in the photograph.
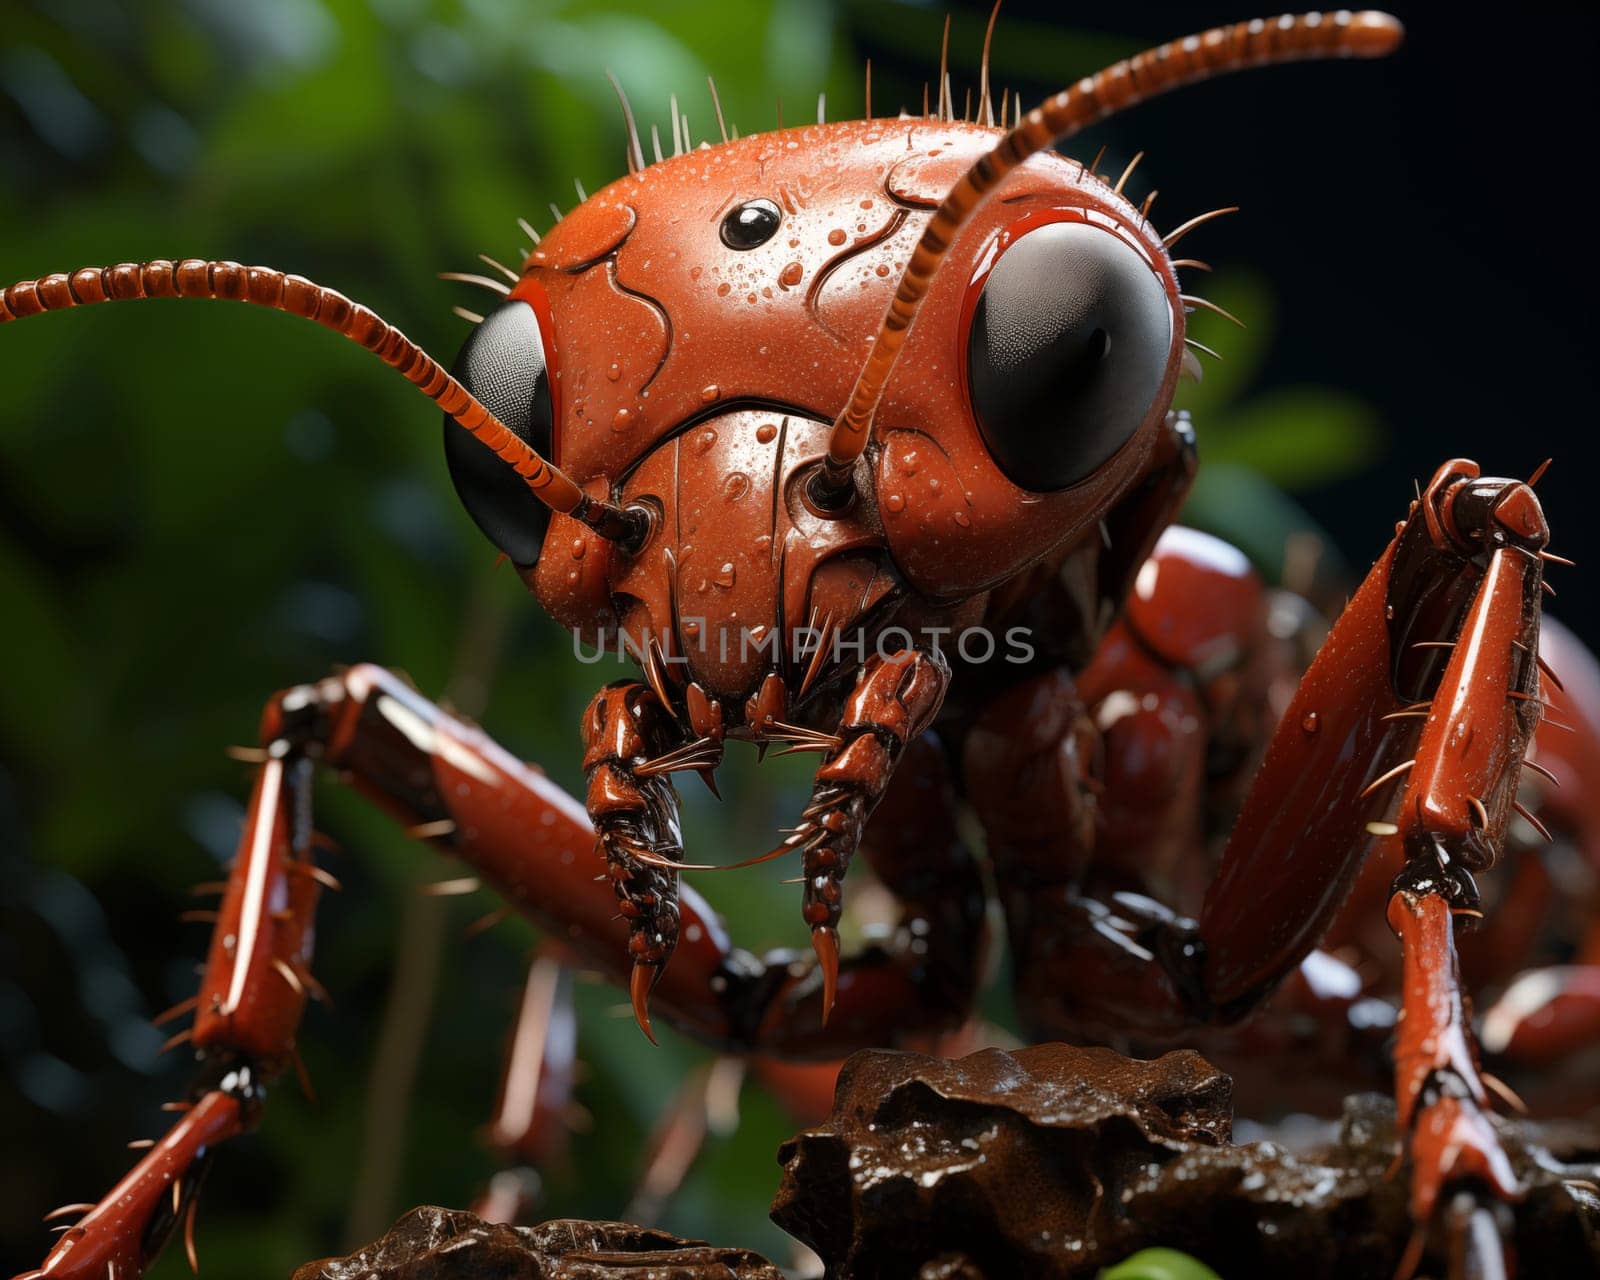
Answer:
[0,2,1379,1275]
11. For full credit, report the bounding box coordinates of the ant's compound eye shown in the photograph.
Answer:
[720,198,782,250]
[443,299,556,565]
[965,220,1171,491]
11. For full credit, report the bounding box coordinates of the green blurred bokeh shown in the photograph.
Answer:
[0,2,1376,1274]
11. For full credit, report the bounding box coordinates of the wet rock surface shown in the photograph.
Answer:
[298,1046,1600,1280]
[770,1042,1600,1278]
[291,1206,783,1280]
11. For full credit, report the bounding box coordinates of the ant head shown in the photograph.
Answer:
[442,13,1399,650]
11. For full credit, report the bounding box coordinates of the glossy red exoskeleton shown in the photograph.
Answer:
[6,10,1599,1279]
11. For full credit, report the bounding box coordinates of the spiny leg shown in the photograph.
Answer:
[581,680,713,1042]
[17,745,318,1280]
[1376,507,1547,1276]
[14,664,718,1280]
[16,654,979,1279]
[787,648,950,1020]
[1388,888,1519,1279]
[976,463,1550,1274]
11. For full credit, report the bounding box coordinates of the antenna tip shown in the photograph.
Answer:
[1348,12,1404,57]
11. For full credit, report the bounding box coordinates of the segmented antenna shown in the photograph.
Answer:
[0,260,643,542]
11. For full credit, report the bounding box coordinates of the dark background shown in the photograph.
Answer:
[2,2,1594,1275]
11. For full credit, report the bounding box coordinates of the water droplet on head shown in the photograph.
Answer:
[571,538,586,560]
[723,472,751,501]
[715,562,737,588]
[606,362,621,381]
[953,511,970,527]
[1302,712,1320,734]
[611,407,634,431]
[779,261,803,288]
[700,383,721,403]
[756,422,777,444]
[827,228,847,246]
[885,492,905,513]
[695,428,718,453]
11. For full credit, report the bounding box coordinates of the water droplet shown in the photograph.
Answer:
[900,450,919,473]
[715,562,736,588]
[953,511,970,527]
[875,263,890,277]
[885,492,905,513]
[571,538,586,560]
[695,428,718,453]
[723,472,750,501]
[779,261,803,288]
[565,570,580,584]
[716,282,731,297]
[756,422,777,444]
[827,228,847,246]
[700,383,721,403]
[1302,712,1320,734]
[928,477,941,492]
[746,292,758,304]
[606,362,621,381]
[690,265,703,280]
[611,407,634,431]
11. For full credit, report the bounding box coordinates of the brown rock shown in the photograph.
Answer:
[771,1043,1600,1278]
[291,1206,783,1280]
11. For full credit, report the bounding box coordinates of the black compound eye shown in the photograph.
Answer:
[720,198,782,250]
[443,300,555,565]
[966,220,1172,491]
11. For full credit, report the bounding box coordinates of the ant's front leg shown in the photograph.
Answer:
[15,663,730,1280]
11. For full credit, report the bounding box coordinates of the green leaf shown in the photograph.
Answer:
[1202,387,1381,490]
[1100,1246,1226,1280]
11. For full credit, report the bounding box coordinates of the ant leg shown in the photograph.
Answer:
[473,947,581,1225]
[980,464,1551,1272]
[14,663,727,1280]
[720,726,986,1058]
[767,726,985,1050]
[788,649,952,1023]
[625,1056,747,1226]
[1481,963,1600,1069]
[580,680,706,1043]
[1388,888,1519,1280]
